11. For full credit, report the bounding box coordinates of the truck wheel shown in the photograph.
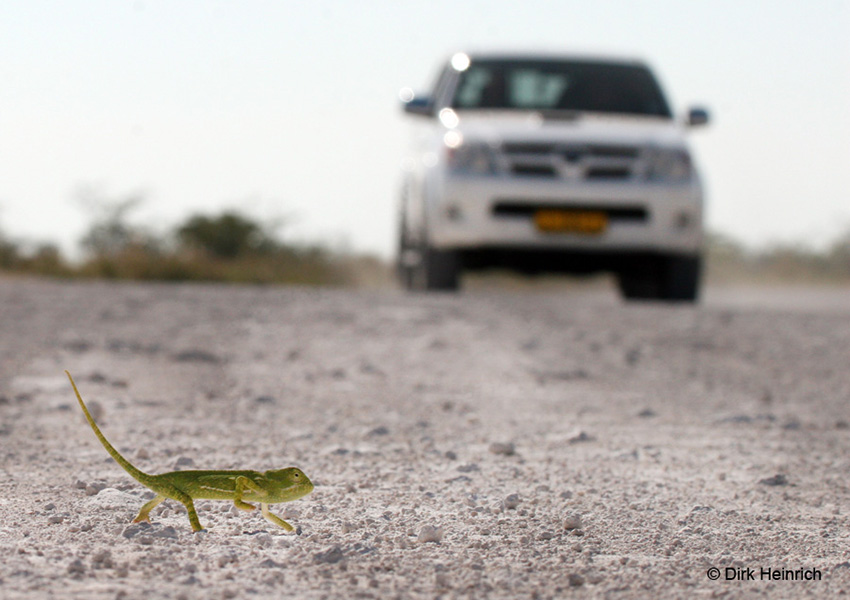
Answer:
[419,246,461,291]
[617,254,700,302]
[659,254,701,302]
[397,224,417,291]
[617,266,661,301]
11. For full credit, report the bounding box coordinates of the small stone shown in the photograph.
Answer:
[456,463,479,473]
[151,526,179,539]
[174,456,195,468]
[91,550,114,569]
[444,450,457,460]
[568,573,585,587]
[48,515,65,524]
[488,442,516,456]
[173,349,221,363]
[568,431,595,444]
[86,400,104,423]
[136,448,150,460]
[122,522,152,539]
[759,474,788,486]
[417,525,444,543]
[563,513,583,530]
[85,482,107,496]
[67,558,85,576]
[216,551,238,567]
[314,545,345,564]
[503,494,521,510]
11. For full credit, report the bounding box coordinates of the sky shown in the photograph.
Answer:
[1,1,848,259]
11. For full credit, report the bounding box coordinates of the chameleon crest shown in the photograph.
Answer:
[66,370,313,532]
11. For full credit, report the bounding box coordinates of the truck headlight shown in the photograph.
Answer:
[645,147,693,182]
[447,141,498,175]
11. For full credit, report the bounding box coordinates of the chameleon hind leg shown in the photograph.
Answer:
[133,495,165,523]
[168,489,204,532]
[261,503,294,532]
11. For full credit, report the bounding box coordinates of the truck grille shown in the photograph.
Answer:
[500,143,640,180]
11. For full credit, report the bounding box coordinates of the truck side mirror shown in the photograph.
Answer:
[687,107,710,127]
[401,92,434,117]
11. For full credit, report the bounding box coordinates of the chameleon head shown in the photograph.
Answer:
[264,467,314,501]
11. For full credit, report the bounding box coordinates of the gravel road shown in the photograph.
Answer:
[1,279,849,599]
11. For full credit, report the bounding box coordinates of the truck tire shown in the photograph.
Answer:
[618,254,700,302]
[419,245,461,291]
[659,254,701,302]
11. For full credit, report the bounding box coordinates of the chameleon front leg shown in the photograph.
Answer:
[133,495,165,524]
[261,503,294,532]
[233,476,262,511]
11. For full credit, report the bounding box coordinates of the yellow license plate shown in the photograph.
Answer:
[534,209,608,234]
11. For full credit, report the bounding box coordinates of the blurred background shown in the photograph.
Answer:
[1,0,848,285]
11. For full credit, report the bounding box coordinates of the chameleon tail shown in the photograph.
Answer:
[66,370,155,486]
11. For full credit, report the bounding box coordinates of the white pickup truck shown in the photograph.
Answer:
[397,52,709,301]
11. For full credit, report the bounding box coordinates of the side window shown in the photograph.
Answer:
[454,68,493,107]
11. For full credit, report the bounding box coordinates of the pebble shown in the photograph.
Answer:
[568,431,595,444]
[503,494,521,510]
[91,550,114,569]
[67,559,85,577]
[85,482,107,496]
[151,526,179,539]
[759,474,789,486]
[86,400,104,423]
[314,545,345,564]
[488,442,516,456]
[563,513,583,530]
[417,525,444,543]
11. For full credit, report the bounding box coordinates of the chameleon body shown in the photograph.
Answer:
[66,370,313,532]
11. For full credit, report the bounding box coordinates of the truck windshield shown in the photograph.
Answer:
[451,59,672,118]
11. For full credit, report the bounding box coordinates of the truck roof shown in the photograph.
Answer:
[455,50,650,68]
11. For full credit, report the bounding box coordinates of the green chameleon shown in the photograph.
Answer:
[66,370,313,533]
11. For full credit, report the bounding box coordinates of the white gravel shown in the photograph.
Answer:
[1,279,850,599]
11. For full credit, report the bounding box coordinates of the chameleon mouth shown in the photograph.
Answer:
[296,481,315,497]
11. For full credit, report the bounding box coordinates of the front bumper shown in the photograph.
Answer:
[426,174,704,255]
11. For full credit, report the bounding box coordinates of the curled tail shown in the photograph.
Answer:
[66,370,154,486]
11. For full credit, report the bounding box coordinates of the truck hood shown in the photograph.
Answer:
[451,111,688,149]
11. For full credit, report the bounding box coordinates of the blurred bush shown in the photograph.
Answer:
[705,230,850,284]
[177,212,275,259]
[70,196,385,286]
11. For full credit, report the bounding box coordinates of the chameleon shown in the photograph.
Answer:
[66,370,313,533]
